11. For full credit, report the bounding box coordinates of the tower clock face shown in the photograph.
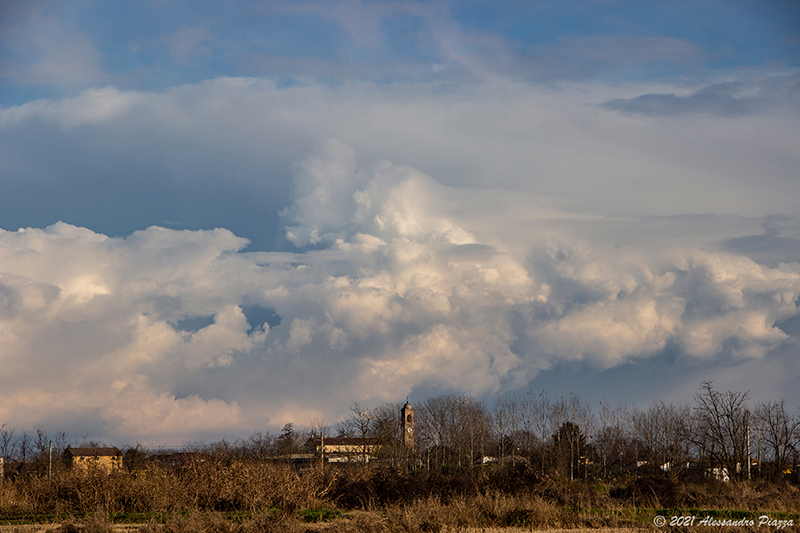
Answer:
[406,427,413,433]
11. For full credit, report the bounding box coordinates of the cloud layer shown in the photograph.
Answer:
[2,140,799,443]
[3,75,800,256]
[2,1,799,445]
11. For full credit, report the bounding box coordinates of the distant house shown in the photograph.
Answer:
[305,437,381,463]
[64,447,122,473]
[266,453,317,465]
[481,455,529,466]
[708,466,730,482]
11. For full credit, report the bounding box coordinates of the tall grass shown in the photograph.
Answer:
[1,462,334,516]
[2,462,798,532]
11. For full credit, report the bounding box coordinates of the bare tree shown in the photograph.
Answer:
[308,418,329,440]
[527,391,552,475]
[754,399,800,478]
[245,430,275,461]
[516,391,538,456]
[632,401,690,475]
[552,421,588,481]
[688,381,751,482]
[371,402,405,466]
[595,401,631,478]
[417,395,490,470]
[348,403,375,464]
[461,397,492,469]
[333,403,386,465]
[371,403,401,443]
[493,393,522,462]
[0,421,15,462]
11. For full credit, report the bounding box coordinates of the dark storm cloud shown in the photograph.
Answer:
[720,217,800,267]
[603,73,800,117]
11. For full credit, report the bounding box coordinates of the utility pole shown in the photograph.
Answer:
[757,426,762,479]
[48,441,53,482]
[747,422,751,481]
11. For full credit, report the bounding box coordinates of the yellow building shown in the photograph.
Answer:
[306,437,380,463]
[64,447,122,473]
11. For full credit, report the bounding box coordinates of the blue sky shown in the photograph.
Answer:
[1,0,799,444]
[3,0,799,103]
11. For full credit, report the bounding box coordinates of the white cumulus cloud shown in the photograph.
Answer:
[1,142,799,442]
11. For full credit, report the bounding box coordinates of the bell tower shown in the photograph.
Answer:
[401,401,414,448]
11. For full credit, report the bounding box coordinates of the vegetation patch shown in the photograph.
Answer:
[1,384,798,531]
[298,508,343,522]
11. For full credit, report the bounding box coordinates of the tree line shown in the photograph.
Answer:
[3,381,799,483]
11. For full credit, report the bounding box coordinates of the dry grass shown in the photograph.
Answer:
[2,463,798,532]
[1,462,336,516]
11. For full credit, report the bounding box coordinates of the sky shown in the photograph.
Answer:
[1,0,800,446]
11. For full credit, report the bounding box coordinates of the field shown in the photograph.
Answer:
[0,526,644,533]
[1,460,798,533]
